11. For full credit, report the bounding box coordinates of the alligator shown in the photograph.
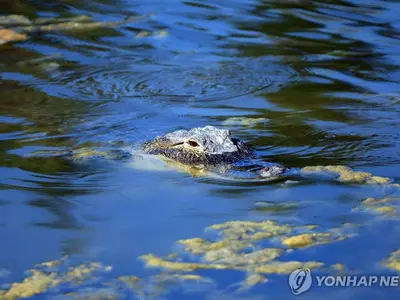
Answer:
[140,125,287,179]
[64,125,395,184]
[66,125,287,180]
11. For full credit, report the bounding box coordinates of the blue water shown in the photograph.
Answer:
[1,0,400,299]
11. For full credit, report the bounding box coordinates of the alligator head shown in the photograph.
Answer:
[142,126,253,166]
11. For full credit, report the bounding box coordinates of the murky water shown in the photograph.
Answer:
[1,0,400,299]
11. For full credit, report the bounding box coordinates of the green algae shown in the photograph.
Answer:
[222,117,268,127]
[252,201,299,214]
[383,249,400,272]
[301,165,391,184]
[71,149,113,160]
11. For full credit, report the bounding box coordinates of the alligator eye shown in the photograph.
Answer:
[187,140,199,147]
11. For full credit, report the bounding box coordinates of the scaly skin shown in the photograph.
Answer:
[141,126,254,167]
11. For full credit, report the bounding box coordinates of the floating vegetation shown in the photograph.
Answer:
[117,275,142,290]
[355,197,399,217]
[0,259,112,300]
[301,165,392,185]
[282,231,347,248]
[331,263,347,273]
[242,273,267,288]
[61,288,120,300]
[139,219,357,288]
[222,117,268,127]
[382,249,400,272]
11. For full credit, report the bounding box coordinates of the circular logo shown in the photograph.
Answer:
[288,268,312,295]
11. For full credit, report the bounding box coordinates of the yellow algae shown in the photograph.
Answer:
[167,252,179,259]
[254,261,324,274]
[245,273,267,285]
[282,232,344,248]
[65,262,111,283]
[142,248,282,272]
[1,260,112,299]
[117,275,141,289]
[331,263,347,274]
[63,288,120,300]
[2,270,60,300]
[305,224,319,230]
[242,273,267,288]
[358,196,399,216]
[282,234,313,248]
[147,273,213,299]
[140,254,228,271]
[141,220,345,287]
[117,275,144,297]
[204,248,283,265]
[374,206,397,216]
[140,219,350,288]
[178,238,232,255]
[35,257,66,268]
[154,273,209,283]
[301,165,391,184]
[362,197,400,206]
[209,220,293,241]
[362,197,378,205]
[383,249,400,272]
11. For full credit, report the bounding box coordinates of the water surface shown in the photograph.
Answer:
[0,0,399,299]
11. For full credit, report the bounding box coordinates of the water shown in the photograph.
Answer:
[0,0,399,299]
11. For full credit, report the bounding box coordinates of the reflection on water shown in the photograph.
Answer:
[0,0,399,299]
